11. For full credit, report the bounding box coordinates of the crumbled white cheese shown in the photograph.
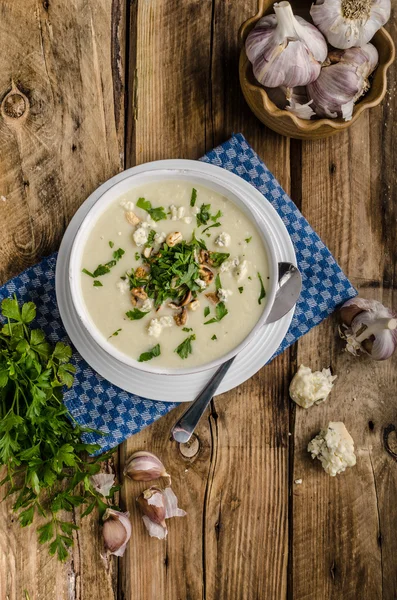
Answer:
[120,199,135,211]
[289,365,337,409]
[133,226,149,247]
[154,231,166,244]
[308,422,356,476]
[294,479,303,485]
[220,257,240,273]
[145,214,158,228]
[215,232,231,247]
[148,316,173,338]
[217,288,233,303]
[116,280,130,295]
[234,259,248,282]
[141,298,154,312]
[195,278,207,290]
[182,216,192,224]
[169,205,185,221]
[191,206,199,216]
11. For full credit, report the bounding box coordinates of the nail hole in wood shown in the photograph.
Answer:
[178,433,200,458]
[368,420,375,431]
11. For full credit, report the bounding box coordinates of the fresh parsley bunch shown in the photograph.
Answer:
[0,297,112,561]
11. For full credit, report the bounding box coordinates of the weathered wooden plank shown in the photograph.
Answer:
[121,1,214,599]
[0,1,125,598]
[0,0,125,284]
[292,73,397,599]
[204,1,292,598]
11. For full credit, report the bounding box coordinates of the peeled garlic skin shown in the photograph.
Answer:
[246,2,327,88]
[310,0,391,49]
[136,487,167,527]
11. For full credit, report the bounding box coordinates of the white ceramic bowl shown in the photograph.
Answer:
[68,160,279,376]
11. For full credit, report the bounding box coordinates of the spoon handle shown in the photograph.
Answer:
[170,357,235,443]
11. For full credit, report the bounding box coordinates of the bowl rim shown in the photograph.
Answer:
[68,159,282,376]
[238,3,396,133]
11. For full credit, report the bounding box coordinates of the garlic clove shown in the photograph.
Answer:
[102,508,132,557]
[340,297,397,360]
[310,0,391,50]
[246,1,327,88]
[89,473,115,497]
[123,450,171,486]
[137,486,186,539]
[136,486,167,528]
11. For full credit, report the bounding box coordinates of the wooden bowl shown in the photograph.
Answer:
[239,0,395,139]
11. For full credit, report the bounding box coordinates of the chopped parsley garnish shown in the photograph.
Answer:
[208,252,230,267]
[215,273,222,291]
[182,327,193,332]
[175,334,196,359]
[135,252,140,261]
[238,286,244,294]
[138,344,161,362]
[93,280,103,287]
[109,328,122,338]
[125,308,149,320]
[190,231,207,250]
[113,248,125,261]
[82,248,125,278]
[248,276,252,281]
[245,236,252,244]
[202,222,221,234]
[258,272,266,305]
[204,302,228,324]
[109,241,114,248]
[211,334,217,340]
[196,203,211,227]
[190,188,197,207]
[145,229,156,247]
[136,197,167,221]
[204,306,210,318]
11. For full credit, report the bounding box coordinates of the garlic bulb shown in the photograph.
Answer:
[136,487,186,540]
[102,509,132,557]
[123,450,171,486]
[340,297,397,360]
[307,43,378,120]
[246,1,328,88]
[311,0,391,49]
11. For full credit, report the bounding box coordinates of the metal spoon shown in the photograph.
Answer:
[170,262,302,444]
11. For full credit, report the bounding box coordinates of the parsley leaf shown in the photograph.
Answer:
[135,252,140,261]
[138,344,161,362]
[82,248,125,278]
[245,236,252,243]
[202,222,221,234]
[109,241,114,248]
[125,309,149,320]
[182,327,193,332]
[204,302,228,324]
[208,252,230,267]
[136,197,167,221]
[175,334,196,359]
[211,335,217,340]
[145,229,156,247]
[258,272,266,305]
[238,286,244,294]
[109,328,122,338]
[204,306,210,318]
[215,274,222,291]
[196,203,211,227]
[190,188,197,207]
[93,281,103,287]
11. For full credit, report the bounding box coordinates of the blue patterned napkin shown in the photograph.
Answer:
[0,134,356,453]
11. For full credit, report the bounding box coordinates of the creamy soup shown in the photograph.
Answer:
[80,180,269,368]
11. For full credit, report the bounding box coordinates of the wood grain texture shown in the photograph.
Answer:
[0,1,125,598]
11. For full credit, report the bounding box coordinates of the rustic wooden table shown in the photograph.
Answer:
[0,1,396,599]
